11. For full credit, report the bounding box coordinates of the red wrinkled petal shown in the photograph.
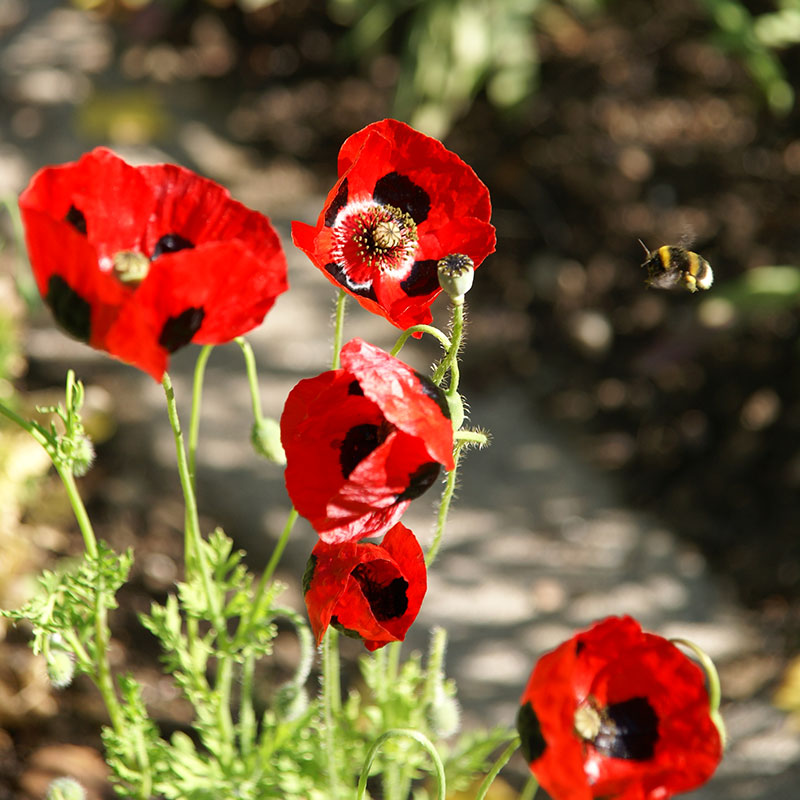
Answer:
[281,339,453,543]
[304,522,426,650]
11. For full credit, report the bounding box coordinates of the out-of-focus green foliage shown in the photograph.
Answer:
[329,0,605,138]
[698,0,799,114]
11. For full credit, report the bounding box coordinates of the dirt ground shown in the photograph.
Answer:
[3,0,800,797]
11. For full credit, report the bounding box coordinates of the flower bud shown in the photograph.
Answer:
[273,683,309,721]
[46,777,86,800]
[437,254,475,305]
[446,392,465,431]
[46,648,76,689]
[69,434,95,477]
[251,417,286,465]
[426,684,461,738]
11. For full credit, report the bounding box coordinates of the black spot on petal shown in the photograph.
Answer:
[576,641,586,655]
[348,380,364,396]
[373,172,430,224]
[413,371,451,419]
[325,262,378,301]
[158,306,205,353]
[399,259,439,297]
[325,178,349,227]
[352,563,409,621]
[65,204,87,235]
[594,697,659,761]
[397,461,441,502]
[340,423,382,478]
[152,233,195,260]
[517,702,546,763]
[302,554,317,595]
[46,275,91,342]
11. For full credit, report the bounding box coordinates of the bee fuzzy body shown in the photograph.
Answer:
[641,244,714,293]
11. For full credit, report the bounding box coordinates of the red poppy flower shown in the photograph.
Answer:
[19,147,288,380]
[280,337,454,544]
[516,616,723,800]
[291,119,495,330]
[303,522,426,650]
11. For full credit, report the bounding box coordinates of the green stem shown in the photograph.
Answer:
[239,654,256,760]
[454,429,488,446]
[54,464,99,560]
[215,656,237,767]
[426,444,463,568]
[1,195,37,308]
[432,302,465,392]
[236,337,265,424]
[161,373,224,633]
[332,289,347,369]
[322,627,342,799]
[475,737,520,800]
[356,729,446,800]
[422,627,448,708]
[390,324,451,356]
[188,345,214,486]
[520,774,540,800]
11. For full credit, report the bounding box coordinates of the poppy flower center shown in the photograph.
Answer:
[574,697,659,761]
[333,201,418,284]
[113,251,151,285]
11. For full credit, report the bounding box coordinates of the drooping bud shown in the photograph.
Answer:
[437,254,475,305]
[426,683,461,738]
[46,777,86,800]
[251,417,286,465]
[446,392,465,431]
[273,683,309,721]
[69,434,95,477]
[46,648,76,689]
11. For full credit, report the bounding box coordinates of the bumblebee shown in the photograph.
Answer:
[639,241,714,293]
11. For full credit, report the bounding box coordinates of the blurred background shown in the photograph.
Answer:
[3,0,800,797]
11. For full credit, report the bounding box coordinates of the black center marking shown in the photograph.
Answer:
[373,172,430,224]
[340,423,383,478]
[302,553,317,595]
[517,701,547,763]
[397,461,441,502]
[324,262,378,301]
[351,562,409,621]
[46,275,91,342]
[65,204,87,235]
[413,371,451,419]
[593,697,660,761]
[348,380,364,396]
[152,233,195,260]
[325,178,349,227]
[400,259,439,297]
[158,306,205,353]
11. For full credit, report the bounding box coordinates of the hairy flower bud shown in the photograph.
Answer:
[437,254,475,305]
[426,684,461,738]
[273,683,309,721]
[69,434,95,477]
[46,648,76,689]
[46,777,86,800]
[251,417,286,464]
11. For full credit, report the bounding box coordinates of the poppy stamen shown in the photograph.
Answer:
[112,250,150,285]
